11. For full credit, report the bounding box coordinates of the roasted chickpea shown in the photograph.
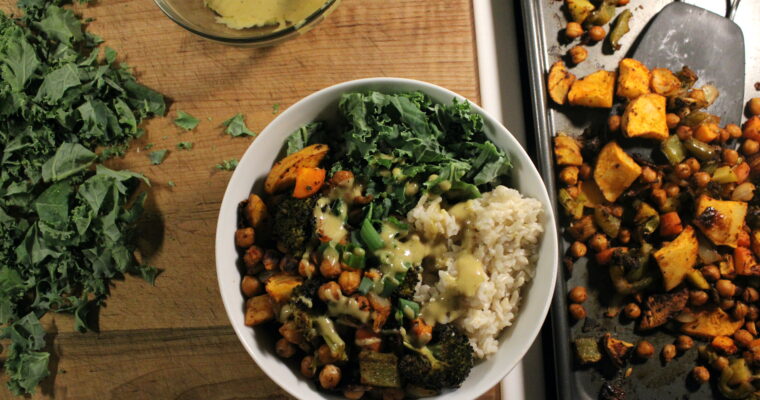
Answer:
[579,163,592,180]
[750,98,760,116]
[279,321,304,345]
[611,205,624,218]
[569,303,586,320]
[719,129,731,143]
[713,356,729,371]
[692,366,710,384]
[651,188,667,208]
[676,335,694,352]
[744,287,760,303]
[640,166,658,183]
[566,186,580,198]
[675,163,692,179]
[734,329,754,348]
[727,123,743,139]
[317,344,340,364]
[320,257,341,278]
[319,364,342,390]
[338,270,362,295]
[588,233,609,252]
[568,286,588,304]
[744,139,760,156]
[241,275,262,297]
[618,228,631,244]
[701,265,720,281]
[330,170,355,187]
[747,321,758,336]
[275,338,297,358]
[560,166,579,186]
[300,356,316,378]
[263,249,281,271]
[568,46,588,65]
[623,303,641,319]
[344,389,366,400]
[235,227,255,248]
[662,344,677,362]
[635,340,655,359]
[676,125,692,140]
[608,115,621,132]
[734,302,749,320]
[666,113,680,129]
[749,305,759,321]
[570,241,587,258]
[685,157,701,172]
[566,22,584,39]
[588,26,606,41]
[665,184,680,198]
[717,279,737,298]
[298,259,316,278]
[723,149,740,166]
[693,171,711,188]
[318,281,342,302]
[690,290,709,307]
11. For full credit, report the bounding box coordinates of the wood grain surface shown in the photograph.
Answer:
[0,0,496,398]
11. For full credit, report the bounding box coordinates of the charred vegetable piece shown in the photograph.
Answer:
[654,226,698,291]
[554,135,584,166]
[607,10,632,52]
[650,68,682,97]
[616,58,650,100]
[694,195,748,248]
[559,188,586,220]
[639,288,688,330]
[734,247,760,276]
[622,93,669,141]
[634,202,660,238]
[602,333,634,368]
[574,337,603,364]
[272,196,318,256]
[594,141,642,202]
[548,61,577,105]
[265,273,304,303]
[245,294,274,326]
[718,358,756,399]
[685,270,710,290]
[359,351,401,388]
[565,0,595,24]
[594,206,621,238]
[681,308,744,339]
[584,0,616,27]
[264,144,329,194]
[684,138,718,161]
[568,70,617,108]
[660,135,687,166]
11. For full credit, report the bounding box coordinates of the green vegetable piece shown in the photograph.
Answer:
[1,33,40,92]
[712,166,738,184]
[222,113,256,137]
[684,138,718,161]
[634,201,660,238]
[149,149,169,165]
[685,270,710,290]
[177,141,193,150]
[566,0,596,24]
[660,135,687,166]
[41,143,98,183]
[215,158,239,171]
[573,337,602,364]
[608,9,632,51]
[359,351,401,388]
[358,277,374,294]
[381,276,400,297]
[34,5,83,44]
[286,122,324,155]
[360,218,385,251]
[174,110,199,131]
[398,298,420,319]
[272,103,280,114]
[593,206,621,238]
[559,188,585,219]
[144,143,155,150]
[584,0,616,27]
[167,180,176,187]
[35,63,80,103]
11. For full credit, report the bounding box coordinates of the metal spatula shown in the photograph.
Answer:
[630,0,745,125]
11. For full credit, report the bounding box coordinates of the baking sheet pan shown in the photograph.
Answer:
[519,1,760,399]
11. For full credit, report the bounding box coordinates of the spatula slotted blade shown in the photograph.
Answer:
[631,2,745,125]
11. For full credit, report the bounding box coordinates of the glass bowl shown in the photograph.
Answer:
[153,0,340,46]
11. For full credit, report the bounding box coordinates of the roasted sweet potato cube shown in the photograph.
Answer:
[735,247,760,276]
[621,93,668,141]
[265,273,303,303]
[554,135,583,166]
[548,61,577,105]
[752,230,760,258]
[245,295,274,326]
[681,308,743,339]
[639,288,688,330]
[654,226,697,291]
[593,141,642,202]
[650,68,682,97]
[568,70,616,108]
[264,144,329,194]
[616,58,651,100]
[694,195,748,248]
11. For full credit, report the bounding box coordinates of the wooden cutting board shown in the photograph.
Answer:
[0,0,499,398]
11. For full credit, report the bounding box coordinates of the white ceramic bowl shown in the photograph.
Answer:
[215,78,558,399]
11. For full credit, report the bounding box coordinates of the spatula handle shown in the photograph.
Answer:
[728,0,741,20]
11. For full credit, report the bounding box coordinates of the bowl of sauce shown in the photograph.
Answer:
[154,0,340,46]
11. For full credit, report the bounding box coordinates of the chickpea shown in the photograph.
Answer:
[263,249,281,271]
[717,279,737,298]
[279,321,303,345]
[723,149,739,166]
[338,270,362,295]
[608,115,621,132]
[692,366,710,384]
[651,188,667,208]
[318,281,342,302]
[693,171,711,188]
[588,233,609,252]
[675,163,692,179]
[344,389,365,400]
[750,98,760,116]
[690,290,709,307]
[676,125,692,140]
[666,113,680,129]
[319,364,342,390]
[300,356,316,378]
[727,123,743,139]
[559,166,579,186]
[713,356,729,371]
[330,170,355,187]
[719,129,731,143]
[243,245,264,272]
[320,257,341,278]
[701,265,720,281]
[662,344,677,362]
[665,184,680,198]
[570,241,587,258]
[568,46,588,65]
[744,139,760,156]
[565,22,584,39]
[298,259,316,278]
[317,344,340,364]
[568,286,588,304]
[744,287,760,303]
[749,305,759,321]
[618,228,631,244]
[721,299,736,311]
[579,163,592,180]
[241,275,262,297]
[640,166,658,183]
[734,329,754,348]
[566,186,580,198]
[676,335,694,352]
[734,302,749,320]
[623,303,641,319]
[611,205,624,218]
[235,227,255,248]
[275,338,297,358]
[588,26,606,41]
[745,117,760,140]
[569,303,586,320]
[635,340,655,359]
[685,157,701,172]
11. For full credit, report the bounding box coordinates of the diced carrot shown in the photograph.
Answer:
[734,162,750,184]
[595,247,627,265]
[734,247,760,276]
[738,228,751,248]
[355,327,382,352]
[293,167,326,198]
[659,212,683,237]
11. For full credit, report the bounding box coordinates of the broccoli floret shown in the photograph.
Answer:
[271,196,317,256]
[394,265,421,300]
[398,324,474,390]
[289,277,326,313]
[292,310,347,361]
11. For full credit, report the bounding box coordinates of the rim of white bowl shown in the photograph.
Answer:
[215,77,558,400]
